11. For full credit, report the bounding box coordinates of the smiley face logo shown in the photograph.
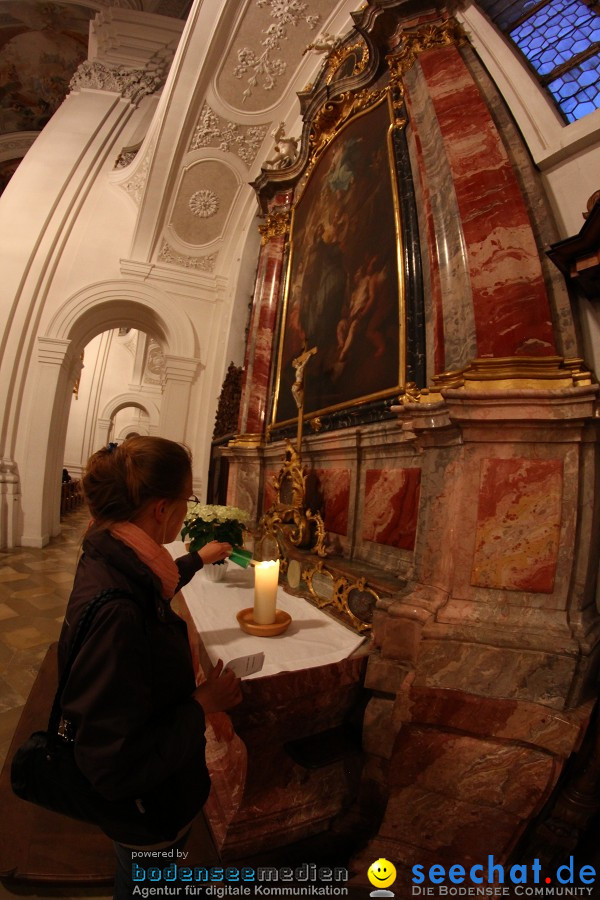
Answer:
[368,858,397,889]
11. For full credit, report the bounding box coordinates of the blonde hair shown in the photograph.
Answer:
[83,436,192,526]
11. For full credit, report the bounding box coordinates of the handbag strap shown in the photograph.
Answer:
[49,587,133,738]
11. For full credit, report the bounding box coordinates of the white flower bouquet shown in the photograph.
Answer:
[181,503,250,560]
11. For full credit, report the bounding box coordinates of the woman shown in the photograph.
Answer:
[57,436,241,898]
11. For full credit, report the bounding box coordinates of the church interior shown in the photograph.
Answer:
[1,0,600,895]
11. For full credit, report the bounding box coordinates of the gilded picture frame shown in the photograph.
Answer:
[271,92,405,429]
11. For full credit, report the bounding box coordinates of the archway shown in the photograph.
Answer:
[21,280,200,546]
[99,392,161,446]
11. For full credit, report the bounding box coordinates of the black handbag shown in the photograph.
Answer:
[10,588,197,845]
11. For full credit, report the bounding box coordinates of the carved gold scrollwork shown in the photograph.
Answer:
[272,442,306,508]
[303,563,375,633]
[305,87,387,175]
[386,18,467,83]
[258,210,291,245]
[258,437,381,630]
[339,577,379,632]
[258,441,328,558]
[405,357,594,399]
[325,42,369,85]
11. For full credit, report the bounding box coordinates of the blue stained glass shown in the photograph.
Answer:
[548,51,600,122]
[476,0,600,123]
[511,0,599,68]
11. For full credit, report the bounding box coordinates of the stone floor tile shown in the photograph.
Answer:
[0,626,51,652]
[0,605,18,622]
[0,675,26,713]
[0,572,29,584]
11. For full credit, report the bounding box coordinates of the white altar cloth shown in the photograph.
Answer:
[165,541,367,679]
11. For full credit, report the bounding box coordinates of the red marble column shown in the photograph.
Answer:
[237,193,292,439]
[416,44,556,359]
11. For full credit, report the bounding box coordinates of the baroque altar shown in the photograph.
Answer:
[220,0,600,890]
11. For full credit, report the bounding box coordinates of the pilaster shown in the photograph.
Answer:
[159,354,201,443]
[237,196,292,440]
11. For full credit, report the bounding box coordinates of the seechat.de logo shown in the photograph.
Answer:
[411,855,596,895]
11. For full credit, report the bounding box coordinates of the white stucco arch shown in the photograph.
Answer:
[21,280,201,546]
[100,392,161,426]
[45,279,197,358]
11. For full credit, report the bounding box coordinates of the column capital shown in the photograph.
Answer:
[37,337,72,366]
[70,7,184,105]
[69,60,163,106]
[163,354,201,383]
[90,7,183,71]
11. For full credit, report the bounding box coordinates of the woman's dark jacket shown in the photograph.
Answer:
[57,527,210,838]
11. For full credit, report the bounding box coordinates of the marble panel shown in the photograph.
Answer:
[378,782,520,859]
[306,467,351,536]
[404,62,476,374]
[460,45,577,360]
[415,639,575,709]
[391,725,557,817]
[362,468,421,550]
[418,46,555,358]
[402,685,591,757]
[471,457,563,593]
[225,455,262,522]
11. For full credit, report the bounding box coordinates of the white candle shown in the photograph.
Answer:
[253,559,280,625]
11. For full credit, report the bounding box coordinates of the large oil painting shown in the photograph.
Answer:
[273,96,402,427]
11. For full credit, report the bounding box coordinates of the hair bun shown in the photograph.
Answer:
[82,436,191,526]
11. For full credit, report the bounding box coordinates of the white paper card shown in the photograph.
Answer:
[225,651,265,678]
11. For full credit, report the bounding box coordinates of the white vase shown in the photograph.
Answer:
[202,560,228,582]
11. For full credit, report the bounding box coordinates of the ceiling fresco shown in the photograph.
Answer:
[0,1,92,135]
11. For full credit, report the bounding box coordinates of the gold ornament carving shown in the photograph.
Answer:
[228,432,263,447]
[386,18,467,83]
[397,357,592,403]
[298,560,376,633]
[325,42,369,85]
[304,87,387,178]
[258,210,291,245]
[257,440,328,559]
[461,356,590,390]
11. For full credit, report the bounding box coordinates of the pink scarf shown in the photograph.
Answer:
[110,522,180,599]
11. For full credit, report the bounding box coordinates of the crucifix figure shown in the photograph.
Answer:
[291,344,317,453]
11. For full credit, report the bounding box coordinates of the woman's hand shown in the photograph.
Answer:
[199,541,232,565]
[193,660,242,713]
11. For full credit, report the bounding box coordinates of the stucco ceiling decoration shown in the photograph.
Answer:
[189,189,219,218]
[115,136,156,206]
[169,158,239,247]
[189,103,269,167]
[158,241,218,272]
[144,337,166,385]
[69,59,164,104]
[216,0,329,113]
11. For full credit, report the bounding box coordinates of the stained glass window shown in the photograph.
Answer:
[476,0,600,123]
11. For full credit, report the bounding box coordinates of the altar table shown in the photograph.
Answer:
[166,541,366,677]
[166,542,371,861]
